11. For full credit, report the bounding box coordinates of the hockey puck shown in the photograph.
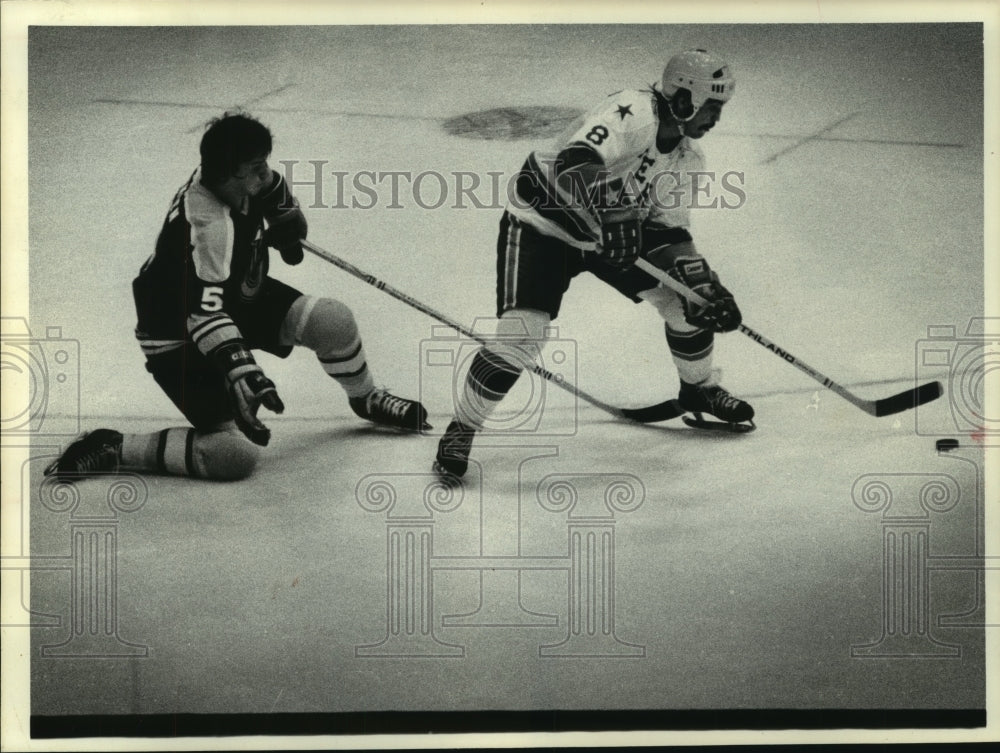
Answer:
[936,438,959,452]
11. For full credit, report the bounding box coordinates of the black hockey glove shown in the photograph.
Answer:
[214,341,285,446]
[669,256,742,333]
[263,197,308,265]
[255,173,308,265]
[597,206,642,268]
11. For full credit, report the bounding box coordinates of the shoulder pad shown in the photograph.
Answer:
[185,176,229,226]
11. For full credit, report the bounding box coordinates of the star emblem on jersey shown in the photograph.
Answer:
[616,104,633,120]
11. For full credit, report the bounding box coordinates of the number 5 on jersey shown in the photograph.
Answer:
[201,286,224,312]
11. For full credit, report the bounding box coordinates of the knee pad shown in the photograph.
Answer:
[282,295,360,354]
[194,426,260,480]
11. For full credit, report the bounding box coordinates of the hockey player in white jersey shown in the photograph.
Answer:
[435,49,752,480]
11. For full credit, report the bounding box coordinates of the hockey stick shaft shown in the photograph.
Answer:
[633,258,942,417]
[302,240,681,422]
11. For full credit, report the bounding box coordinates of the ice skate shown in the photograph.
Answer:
[432,419,476,481]
[678,380,755,433]
[43,429,123,480]
[350,388,431,432]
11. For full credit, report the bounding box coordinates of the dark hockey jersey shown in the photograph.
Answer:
[133,168,269,358]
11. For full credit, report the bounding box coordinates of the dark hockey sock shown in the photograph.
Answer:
[457,347,524,428]
[665,324,714,385]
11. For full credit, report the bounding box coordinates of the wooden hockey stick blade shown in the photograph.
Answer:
[631,259,943,420]
[872,380,943,417]
[619,399,686,423]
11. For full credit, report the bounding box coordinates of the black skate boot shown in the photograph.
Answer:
[433,419,476,481]
[350,388,431,432]
[678,380,755,433]
[43,429,123,480]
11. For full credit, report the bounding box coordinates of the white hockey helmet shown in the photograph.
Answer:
[660,49,735,119]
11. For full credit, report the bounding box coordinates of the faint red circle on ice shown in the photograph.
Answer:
[442,106,583,141]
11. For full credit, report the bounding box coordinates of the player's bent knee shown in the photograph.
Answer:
[488,310,549,366]
[300,296,360,352]
[194,429,260,480]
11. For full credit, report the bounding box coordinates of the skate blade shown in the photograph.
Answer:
[431,461,464,485]
[367,419,433,433]
[682,414,756,434]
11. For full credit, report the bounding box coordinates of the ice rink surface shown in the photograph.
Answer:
[8,19,994,743]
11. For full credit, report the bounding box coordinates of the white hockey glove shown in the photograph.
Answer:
[597,206,642,268]
[214,341,285,446]
[668,256,742,333]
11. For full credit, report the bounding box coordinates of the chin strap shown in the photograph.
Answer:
[664,96,697,127]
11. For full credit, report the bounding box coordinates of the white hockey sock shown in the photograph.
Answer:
[282,295,375,399]
[639,286,714,385]
[122,428,200,476]
[122,426,258,480]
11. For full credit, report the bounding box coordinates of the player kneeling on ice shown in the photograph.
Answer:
[435,49,752,481]
[46,112,429,482]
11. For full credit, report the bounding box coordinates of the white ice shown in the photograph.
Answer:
[16,24,992,721]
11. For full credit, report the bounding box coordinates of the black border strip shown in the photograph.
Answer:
[31,709,987,738]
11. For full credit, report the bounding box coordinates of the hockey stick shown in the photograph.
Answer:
[633,258,943,417]
[302,239,683,422]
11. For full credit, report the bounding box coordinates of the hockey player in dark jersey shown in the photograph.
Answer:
[46,112,429,481]
[435,50,752,480]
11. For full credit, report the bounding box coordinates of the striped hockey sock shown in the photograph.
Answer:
[123,428,198,476]
[121,427,259,480]
[665,324,715,385]
[318,336,375,398]
[288,296,376,399]
[455,347,524,429]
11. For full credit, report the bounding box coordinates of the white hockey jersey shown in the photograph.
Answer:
[508,88,706,250]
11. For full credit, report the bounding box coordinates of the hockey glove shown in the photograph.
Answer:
[263,197,308,266]
[597,206,642,268]
[255,173,308,265]
[669,256,742,333]
[214,341,285,446]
